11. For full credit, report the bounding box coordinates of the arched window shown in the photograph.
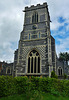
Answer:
[27,50,40,73]
[29,34,30,40]
[7,68,11,74]
[32,12,38,23]
[58,67,63,76]
[7,69,10,73]
[39,32,40,38]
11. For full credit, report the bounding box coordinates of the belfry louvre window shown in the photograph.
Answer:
[32,12,38,23]
[27,50,40,73]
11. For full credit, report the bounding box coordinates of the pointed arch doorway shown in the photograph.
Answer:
[27,50,40,74]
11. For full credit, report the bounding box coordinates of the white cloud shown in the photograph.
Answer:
[0,0,69,62]
[50,19,64,31]
[56,37,69,56]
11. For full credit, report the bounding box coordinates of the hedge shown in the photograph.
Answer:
[0,75,69,97]
[0,75,16,97]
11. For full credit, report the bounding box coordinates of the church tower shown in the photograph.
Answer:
[14,2,56,77]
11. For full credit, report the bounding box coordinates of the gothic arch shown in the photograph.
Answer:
[57,67,63,76]
[6,67,11,74]
[27,49,41,74]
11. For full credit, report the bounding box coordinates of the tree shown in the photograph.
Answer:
[59,52,65,62]
[64,52,69,66]
[59,52,65,69]
[59,52,69,67]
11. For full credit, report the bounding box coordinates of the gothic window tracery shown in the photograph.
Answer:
[27,50,40,73]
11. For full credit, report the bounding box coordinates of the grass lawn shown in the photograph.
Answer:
[0,93,69,100]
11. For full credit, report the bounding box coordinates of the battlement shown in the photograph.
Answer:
[23,2,48,12]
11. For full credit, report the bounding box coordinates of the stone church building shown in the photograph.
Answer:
[14,2,56,77]
[0,2,68,78]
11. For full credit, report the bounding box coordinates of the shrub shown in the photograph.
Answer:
[64,73,68,79]
[51,71,58,79]
[0,75,16,97]
[14,76,28,94]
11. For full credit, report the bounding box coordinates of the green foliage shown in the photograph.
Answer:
[59,52,69,66]
[0,75,16,97]
[64,73,68,79]
[14,76,28,94]
[51,71,58,79]
[0,75,69,98]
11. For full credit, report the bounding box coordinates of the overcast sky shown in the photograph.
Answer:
[0,0,69,63]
